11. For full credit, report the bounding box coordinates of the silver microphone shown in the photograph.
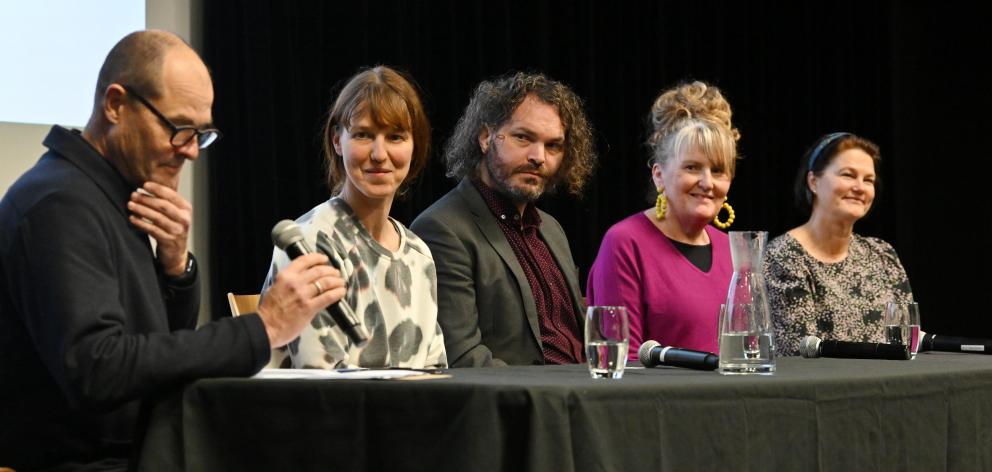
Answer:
[270,220,369,347]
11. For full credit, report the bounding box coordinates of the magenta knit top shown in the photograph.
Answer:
[587,212,732,360]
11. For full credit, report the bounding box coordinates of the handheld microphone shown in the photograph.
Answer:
[638,340,719,371]
[799,336,908,360]
[920,333,992,354]
[271,220,369,348]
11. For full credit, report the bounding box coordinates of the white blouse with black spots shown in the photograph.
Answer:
[262,197,447,369]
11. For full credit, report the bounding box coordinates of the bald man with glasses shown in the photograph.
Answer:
[0,30,345,470]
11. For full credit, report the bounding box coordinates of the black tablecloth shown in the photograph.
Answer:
[138,353,992,471]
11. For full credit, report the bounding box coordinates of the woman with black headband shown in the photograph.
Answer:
[763,132,914,356]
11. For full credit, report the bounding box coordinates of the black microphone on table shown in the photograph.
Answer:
[799,335,909,360]
[638,340,719,371]
[920,333,992,354]
[271,220,369,348]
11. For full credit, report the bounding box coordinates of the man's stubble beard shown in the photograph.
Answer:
[483,145,559,205]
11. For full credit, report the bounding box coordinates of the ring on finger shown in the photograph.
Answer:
[313,280,324,295]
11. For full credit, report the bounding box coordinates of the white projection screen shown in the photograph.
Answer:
[0,1,145,127]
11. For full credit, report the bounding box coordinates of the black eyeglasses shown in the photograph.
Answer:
[122,85,222,149]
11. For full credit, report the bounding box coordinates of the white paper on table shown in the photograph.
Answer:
[251,368,429,380]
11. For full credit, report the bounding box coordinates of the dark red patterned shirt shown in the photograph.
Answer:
[473,180,584,364]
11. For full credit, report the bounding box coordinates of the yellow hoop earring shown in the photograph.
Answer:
[713,200,735,229]
[655,190,667,220]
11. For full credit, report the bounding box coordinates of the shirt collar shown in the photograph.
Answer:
[43,125,134,218]
[472,179,542,229]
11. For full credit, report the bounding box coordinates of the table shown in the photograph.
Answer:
[137,353,992,471]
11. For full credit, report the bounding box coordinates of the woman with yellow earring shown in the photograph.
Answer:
[587,81,740,360]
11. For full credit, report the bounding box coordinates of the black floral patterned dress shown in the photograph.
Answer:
[763,233,914,356]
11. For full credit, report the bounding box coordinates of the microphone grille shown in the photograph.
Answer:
[271,219,305,250]
[799,335,821,358]
[638,340,661,366]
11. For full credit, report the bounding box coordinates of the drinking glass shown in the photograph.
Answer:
[585,306,630,379]
[885,301,921,359]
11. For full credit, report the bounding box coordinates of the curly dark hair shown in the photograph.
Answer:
[443,71,596,196]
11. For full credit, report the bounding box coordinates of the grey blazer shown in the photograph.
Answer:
[411,179,585,367]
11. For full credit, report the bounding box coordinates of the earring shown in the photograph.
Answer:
[655,189,667,220]
[713,199,735,229]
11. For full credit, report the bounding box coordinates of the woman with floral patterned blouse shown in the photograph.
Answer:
[764,133,913,356]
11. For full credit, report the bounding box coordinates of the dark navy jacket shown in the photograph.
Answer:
[0,126,270,470]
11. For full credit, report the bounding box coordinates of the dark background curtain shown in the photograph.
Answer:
[202,1,991,338]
